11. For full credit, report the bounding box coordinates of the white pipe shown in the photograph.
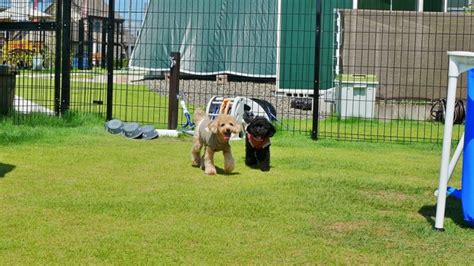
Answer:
[276,0,282,92]
[433,134,464,197]
[448,134,465,180]
[128,0,132,58]
[435,62,459,230]
[443,0,448,12]
[335,12,341,76]
[418,0,424,12]
[353,0,358,10]
[156,129,179,137]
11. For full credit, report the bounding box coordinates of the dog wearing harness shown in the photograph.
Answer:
[244,113,276,171]
[191,109,241,175]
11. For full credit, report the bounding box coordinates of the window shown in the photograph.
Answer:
[358,0,444,11]
[94,21,102,32]
[448,0,470,12]
[424,0,443,11]
[358,0,391,10]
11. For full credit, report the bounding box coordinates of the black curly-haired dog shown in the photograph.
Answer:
[244,113,276,171]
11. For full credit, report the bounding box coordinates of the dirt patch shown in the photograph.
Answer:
[327,221,370,234]
[327,220,391,237]
[372,191,413,202]
[361,189,414,203]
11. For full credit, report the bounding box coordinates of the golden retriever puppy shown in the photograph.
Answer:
[191,109,241,175]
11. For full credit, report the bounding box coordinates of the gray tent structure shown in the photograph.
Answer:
[130,0,277,78]
[129,0,318,93]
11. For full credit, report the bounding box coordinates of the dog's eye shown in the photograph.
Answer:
[229,123,233,126]
[221,123,225,127]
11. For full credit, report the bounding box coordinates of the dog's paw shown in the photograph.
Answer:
[224,164,234,174]
[224,158,235,174]
[260,162,270,171]
[245,159,257,166]
[192,159,200,167]
[205,167,217,175]
[200,156,205,170]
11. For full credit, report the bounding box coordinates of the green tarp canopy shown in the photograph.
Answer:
[129,0,277,78]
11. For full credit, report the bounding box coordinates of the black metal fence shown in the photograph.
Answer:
[1,0,473,143]
[0,0,115,119]
[317,2,473,142]
[0,0,60,116]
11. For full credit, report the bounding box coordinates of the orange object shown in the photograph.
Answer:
[219,98,232,114]
[5,40,42,52]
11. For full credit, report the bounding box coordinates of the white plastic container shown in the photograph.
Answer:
[334,74,378,119]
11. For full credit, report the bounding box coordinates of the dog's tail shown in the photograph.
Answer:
[194,108,206,124]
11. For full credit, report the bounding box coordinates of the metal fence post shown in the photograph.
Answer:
[168,52,180,129]
[312,0,322,140]
[87,18,93,70]
[106,0,115,121]
[78,19,85,69]
[101,20,107,69]
[54,0,62,115]
[60,0,71,114]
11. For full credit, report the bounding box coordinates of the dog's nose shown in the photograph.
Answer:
[226,128,231,133]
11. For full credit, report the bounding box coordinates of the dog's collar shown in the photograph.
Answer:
[247,133,271,149]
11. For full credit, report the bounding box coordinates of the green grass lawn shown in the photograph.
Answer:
[1,114,473,264]
[14,76,193,128]
[279,116,464,143]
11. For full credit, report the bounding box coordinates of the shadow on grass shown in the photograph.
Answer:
[0,163,16,178]
[191,165,240,176]
[216,167,240,176]
[244,164,274,172]
[419,197,471,229]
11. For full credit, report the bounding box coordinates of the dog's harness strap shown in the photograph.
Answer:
[247,133,271,149]
[199,118,230,151]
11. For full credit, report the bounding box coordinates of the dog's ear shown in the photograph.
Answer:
[208,120,218,134]
[233,121,241,133]
[268,122,276,137]
[243,111,255,124]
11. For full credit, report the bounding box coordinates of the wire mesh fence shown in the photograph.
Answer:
[0,0,59,117]
[1,0,473,143]
[114,0,317,132]
[318,2,473,142]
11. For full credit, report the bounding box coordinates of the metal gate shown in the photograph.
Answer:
[0,0,116,120]
[0,0,62,117]
[58,0,116,119]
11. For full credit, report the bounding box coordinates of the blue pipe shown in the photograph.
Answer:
[462,69,474,227]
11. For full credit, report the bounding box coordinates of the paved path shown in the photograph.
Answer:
[14,96,54,115]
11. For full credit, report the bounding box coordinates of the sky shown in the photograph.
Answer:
[115,0,148,24]
[115,0,148,14]
[1,0,149,21]
[0,0,149,30]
